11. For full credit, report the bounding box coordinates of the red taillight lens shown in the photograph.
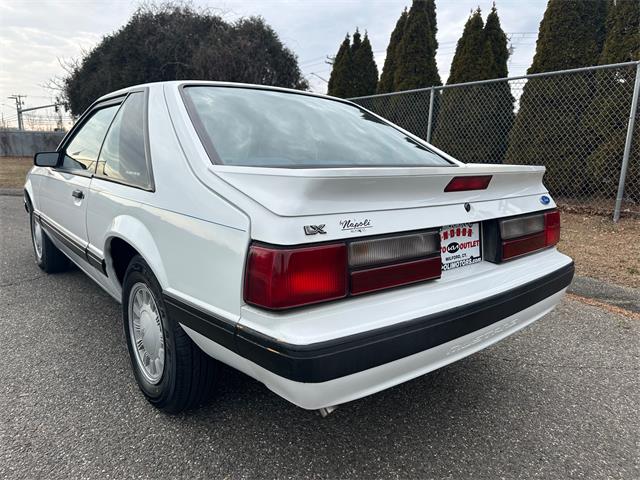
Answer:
[444,175,492,192]
[244,243,348,310]
[502,232,547,259]
[501,209,561,260]
[545,210,561,246]
[351,257,441,295]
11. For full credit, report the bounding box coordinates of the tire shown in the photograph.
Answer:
[122,255,218,413]
[28,200,68,273]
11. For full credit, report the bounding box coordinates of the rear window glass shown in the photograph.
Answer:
[182,86,452,168]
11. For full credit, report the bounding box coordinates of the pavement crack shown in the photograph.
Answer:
[495,357,639,372]
[566,293,640,320]
[0,275,46,288]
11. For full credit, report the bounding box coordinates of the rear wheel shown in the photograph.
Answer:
[122,255,218,413]
[28,201,68,273]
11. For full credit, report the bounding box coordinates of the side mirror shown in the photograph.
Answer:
[34,152,60,167]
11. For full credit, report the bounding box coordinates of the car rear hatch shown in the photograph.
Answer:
[210,163,560,310]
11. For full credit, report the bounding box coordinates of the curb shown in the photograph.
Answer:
[0,188,23,197]
[569,276,640,313]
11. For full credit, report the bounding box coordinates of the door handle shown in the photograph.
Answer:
[72,189,84,200]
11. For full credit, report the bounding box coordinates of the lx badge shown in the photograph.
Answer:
[304,224,327,235]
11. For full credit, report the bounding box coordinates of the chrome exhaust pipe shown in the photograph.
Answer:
[317,406,338,418]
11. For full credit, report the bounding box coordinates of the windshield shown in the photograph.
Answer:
[182,86,453,168]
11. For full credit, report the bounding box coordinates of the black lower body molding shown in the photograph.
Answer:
[165,262,575,384]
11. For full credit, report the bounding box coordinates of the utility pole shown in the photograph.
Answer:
[6,97,62,131]
[55,103,64,131]
[8,94,26,130]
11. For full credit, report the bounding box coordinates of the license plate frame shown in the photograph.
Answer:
[440,222,482,271]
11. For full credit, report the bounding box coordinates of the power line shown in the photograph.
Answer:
[310,72,329,84]
[3,96,69,131]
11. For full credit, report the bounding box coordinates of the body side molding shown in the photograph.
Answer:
[37,211,107,276]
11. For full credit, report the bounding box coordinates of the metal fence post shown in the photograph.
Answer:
[426,88,435,143]
[613,62,640,222]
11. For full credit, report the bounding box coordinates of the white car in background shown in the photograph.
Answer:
[24,82,574,414]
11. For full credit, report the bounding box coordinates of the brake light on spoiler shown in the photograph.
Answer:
[244,231,441,310]
[444,175,492,192]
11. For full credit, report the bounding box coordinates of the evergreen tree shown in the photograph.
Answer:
[480,5,515,163]
[583,0,640,201]
[328,30,378,98]
[378,8,408,94]
[327,34,353,98]
[387,0,441,139]
[483,5,510,78]
[351,31,379,97]
[505,0,608,197]
[528,0,608,74]
[432,7,514,163]
[599,0,640,64]
[447,9,487,84]
[351,28,362,55]
[393,0,441,91]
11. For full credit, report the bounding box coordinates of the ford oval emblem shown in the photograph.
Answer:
[540,195,551,205]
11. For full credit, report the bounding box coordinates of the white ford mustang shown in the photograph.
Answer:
[24,82,574,414]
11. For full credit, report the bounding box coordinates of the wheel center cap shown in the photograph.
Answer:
[140,310,159,355]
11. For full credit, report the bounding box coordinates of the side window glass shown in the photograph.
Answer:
[96,92,150,189]
[62,106,119,172]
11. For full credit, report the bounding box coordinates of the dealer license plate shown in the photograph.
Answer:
[440,222,482,271]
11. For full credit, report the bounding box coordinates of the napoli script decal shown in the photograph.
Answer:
[339,218,373,233]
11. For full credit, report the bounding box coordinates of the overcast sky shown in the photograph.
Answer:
[0,0,547,128]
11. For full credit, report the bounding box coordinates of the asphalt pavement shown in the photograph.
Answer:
[1,194,638,479]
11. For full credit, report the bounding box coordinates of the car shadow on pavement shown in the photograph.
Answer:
[51,269,584,477]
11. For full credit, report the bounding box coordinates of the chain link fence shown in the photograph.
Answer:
[351,61,640,220]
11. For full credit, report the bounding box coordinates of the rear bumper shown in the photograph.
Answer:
[245,289,566,409]
[234,262,574,383]
[171,260,574,409]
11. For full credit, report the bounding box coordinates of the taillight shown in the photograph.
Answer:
[351,257,441,295]
[444,175,492,192]
[244,230,441,310]
[244,243,347,310]
[348,232,438,267]
[545,210,561,246]
[500,210,560,261]
[348,232,441,295]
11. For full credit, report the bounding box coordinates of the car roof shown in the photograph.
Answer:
[95,80,341,105]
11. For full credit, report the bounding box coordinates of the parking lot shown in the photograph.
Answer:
[1,194,638,479]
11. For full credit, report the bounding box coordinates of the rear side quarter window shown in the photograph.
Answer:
[96,91,153,190]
